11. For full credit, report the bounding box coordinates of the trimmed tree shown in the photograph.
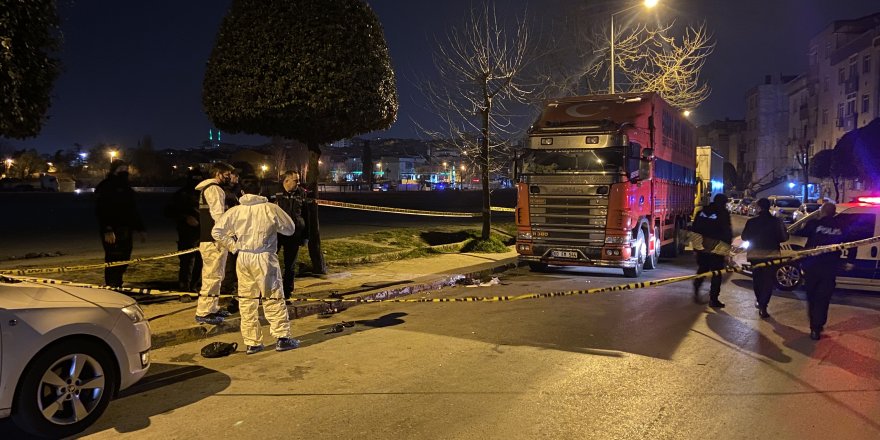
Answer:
[0,0,62,139]
[203,0,398,273]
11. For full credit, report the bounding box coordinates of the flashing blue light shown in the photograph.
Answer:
[788,182,796,189]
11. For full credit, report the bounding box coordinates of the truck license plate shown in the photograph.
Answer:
[551,250,578,259]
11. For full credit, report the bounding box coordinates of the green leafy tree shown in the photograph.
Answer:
[831,142,859,202]
[809,148,834,200]
[11,148,46,178]
[203,0,398,273]
[0,0,62,139]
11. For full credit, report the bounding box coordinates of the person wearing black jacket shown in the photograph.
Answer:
[690,194,733,307]
[95,159,145,287]
[797,203,852,340]
[741,198,789,318]
[164,169,203,292]
[275,170,309,299]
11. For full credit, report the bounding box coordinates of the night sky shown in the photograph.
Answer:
[7,0,880,154]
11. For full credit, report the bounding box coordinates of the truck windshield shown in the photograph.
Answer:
[520,147,625,174]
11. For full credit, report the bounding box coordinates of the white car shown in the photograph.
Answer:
[733,198,880,292]
[0,277,151,438]
[768,196,802,223]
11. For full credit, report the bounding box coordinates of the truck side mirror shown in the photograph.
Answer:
[639,158,652,182]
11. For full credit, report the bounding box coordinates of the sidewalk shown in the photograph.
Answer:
[145,248,520,349]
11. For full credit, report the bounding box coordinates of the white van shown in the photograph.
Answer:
[733,197,880,292]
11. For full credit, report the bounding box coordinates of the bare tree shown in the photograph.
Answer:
[418,2,538,240]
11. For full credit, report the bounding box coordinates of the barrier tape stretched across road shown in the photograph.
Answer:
[0,247,199,276]
[10,234,880,305]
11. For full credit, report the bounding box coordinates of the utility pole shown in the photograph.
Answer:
[795,141,811,202]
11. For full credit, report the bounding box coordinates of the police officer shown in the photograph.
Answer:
[95,159,145,288]
[164,168,203,292]
[741,198,789,319]
[691,193,733,307]
[798,203,851,340]
[274,170,309,299]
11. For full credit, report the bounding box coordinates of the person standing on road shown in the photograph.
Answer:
[95,159,145,288]
[741,198,789,319]
[212,182,300,354]
[690,193,733,307]
[164,168,203,292]
[274,170,309,299]
[797,203,852,340]
[194,162,236,325]
[220,169,243,313]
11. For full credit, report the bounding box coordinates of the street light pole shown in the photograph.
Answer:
[609,0,659,94]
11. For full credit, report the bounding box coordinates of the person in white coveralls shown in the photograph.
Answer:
[211,182,301,354]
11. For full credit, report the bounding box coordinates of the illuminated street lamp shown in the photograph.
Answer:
[109,150,118,160]
[610,0,659,94]
[682,110,692,118]
[4,158,12,177]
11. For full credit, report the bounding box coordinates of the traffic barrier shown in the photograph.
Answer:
[0,247,199,276]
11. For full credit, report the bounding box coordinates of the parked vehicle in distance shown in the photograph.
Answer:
[732,196,880,292]
[746,200,760,216]
[792,202,821,222]
[768,195,802,223]
[726,198,742,213]
[0,277,151,438]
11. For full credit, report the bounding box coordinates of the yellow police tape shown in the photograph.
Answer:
[9,234,880,305]
[316,199,514,216]
[0,247,199,276]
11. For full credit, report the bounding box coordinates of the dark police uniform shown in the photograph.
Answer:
[274,186,309,299]
[800,215,850,335]
[690,201,733,305]
[164,175,203,292]
[741,210,789,314]
[95,172,144,287]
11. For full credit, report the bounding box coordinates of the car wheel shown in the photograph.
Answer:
[644,227,659,270]
[12,339,118,438]
[775,263,802,291]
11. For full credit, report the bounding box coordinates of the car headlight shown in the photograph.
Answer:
[121,304,146,323]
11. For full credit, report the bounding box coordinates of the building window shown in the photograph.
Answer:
[823,76,829,92]
[847,100,855,116]
[865,55,872,74]
[822,109,828,125]
[863,95,870,114]
[838,67,845,83]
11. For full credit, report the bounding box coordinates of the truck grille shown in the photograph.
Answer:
[529,190,608,245]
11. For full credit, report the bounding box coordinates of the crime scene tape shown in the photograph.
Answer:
[10,234,880,305]
[315,199,515,217]
[0,247,199,276]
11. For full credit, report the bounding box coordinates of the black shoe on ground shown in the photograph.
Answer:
[758,307,770,319]
[810,329,821,340]
[708,299,725,308]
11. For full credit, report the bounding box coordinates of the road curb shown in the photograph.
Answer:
[149,256,522,350]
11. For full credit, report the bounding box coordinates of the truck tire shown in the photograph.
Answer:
[624,229,646,278]
[644,226,659,270]
[661,220,682,258]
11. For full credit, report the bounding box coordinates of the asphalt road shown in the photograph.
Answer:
[48,252,877,439]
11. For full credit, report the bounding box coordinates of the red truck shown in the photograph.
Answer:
[515,92,696,277]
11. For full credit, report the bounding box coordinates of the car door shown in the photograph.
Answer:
[834,209,879,289]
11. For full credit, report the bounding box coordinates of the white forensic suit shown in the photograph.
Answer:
[195,178,229,317]
[212,194,296,346]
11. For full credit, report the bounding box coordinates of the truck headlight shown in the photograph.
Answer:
[122,304,146,323]
[604,236,630,244]
[517,232,533,240]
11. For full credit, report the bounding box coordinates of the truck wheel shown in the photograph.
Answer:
[775,263,802,291]
[644,227,659,270]
[624,230,646,278]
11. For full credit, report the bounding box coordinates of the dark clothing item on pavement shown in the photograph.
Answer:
[799,215,849,331]
[690,202,732,302]
[275,187,309,298]
[741,211,789,308]
[95,173,144,287]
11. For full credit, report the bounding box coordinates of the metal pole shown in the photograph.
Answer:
[610,13,615,94]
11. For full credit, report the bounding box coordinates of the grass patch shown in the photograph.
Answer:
[460,236,510,253]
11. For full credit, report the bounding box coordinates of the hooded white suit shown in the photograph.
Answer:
[212,194,296,346]
[195,177,228,317]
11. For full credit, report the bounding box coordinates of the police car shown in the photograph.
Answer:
[732,196,880,292]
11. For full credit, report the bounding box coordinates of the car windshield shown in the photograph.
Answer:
[774,198,801,208]
[520,147,626,174]
[804,203,821,212]
[788,208,820,232]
